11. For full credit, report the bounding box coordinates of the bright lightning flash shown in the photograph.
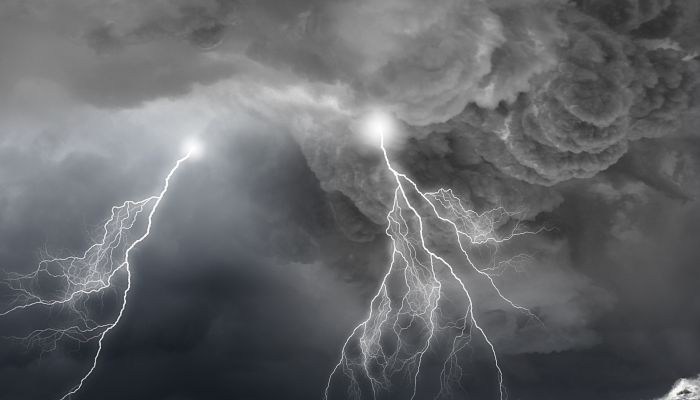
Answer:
[0,146,195,399]
[181,137,205,160]
[359,110,398,148]
[325,112,544,400]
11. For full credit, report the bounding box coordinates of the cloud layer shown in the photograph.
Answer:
[0,0,699,398]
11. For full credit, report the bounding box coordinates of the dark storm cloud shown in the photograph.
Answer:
[294,5,700,212]
[206,0,700,249]
[1,0,700,399]
[224,1,700,366]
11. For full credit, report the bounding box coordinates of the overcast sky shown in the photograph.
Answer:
[1,1,700,400]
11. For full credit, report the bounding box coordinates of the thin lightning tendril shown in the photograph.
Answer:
[0,151,192,399]
[325,132,545,400]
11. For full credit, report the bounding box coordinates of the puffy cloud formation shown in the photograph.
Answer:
[240,1,700,360]
[7,0,697,256]
[307,4,699,228]
[221,0,700,238]
[415,9,699,188]
[323,0,565,126]
[8,0,697,216]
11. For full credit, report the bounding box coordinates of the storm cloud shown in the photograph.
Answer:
[0,0,699,399]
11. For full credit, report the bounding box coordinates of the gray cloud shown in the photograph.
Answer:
[0,0,699,398]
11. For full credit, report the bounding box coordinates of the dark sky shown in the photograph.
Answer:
[1,1,700,400]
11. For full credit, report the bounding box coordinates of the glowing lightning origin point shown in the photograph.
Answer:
[325,112,544,400]
[182,137,205,160]
[360,109,397,147]
[0,150,193,399]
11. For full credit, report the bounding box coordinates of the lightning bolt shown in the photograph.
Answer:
[325,129,544,400]
[0,150,193,399]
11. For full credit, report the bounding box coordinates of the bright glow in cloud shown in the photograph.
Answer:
[182,137,205,159]
[359,110,398,147]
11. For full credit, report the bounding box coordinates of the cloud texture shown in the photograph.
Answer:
[1,0,700,398]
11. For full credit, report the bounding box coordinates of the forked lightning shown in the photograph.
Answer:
[0,147,195,399]
[325,117,544,400]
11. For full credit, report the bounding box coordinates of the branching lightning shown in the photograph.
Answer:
[325,116,545,400]
[0,148,194,399]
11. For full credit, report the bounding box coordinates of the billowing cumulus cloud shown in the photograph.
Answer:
[404,8,700,191]
[190,0,700,239]
[320,0,565,126]
[311,8,698,270]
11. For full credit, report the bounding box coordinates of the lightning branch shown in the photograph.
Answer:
[325,127,545,400]
[0,149,194,399]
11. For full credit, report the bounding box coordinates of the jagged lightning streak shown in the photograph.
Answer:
[0,141,199,399]
[325,113,543,400]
